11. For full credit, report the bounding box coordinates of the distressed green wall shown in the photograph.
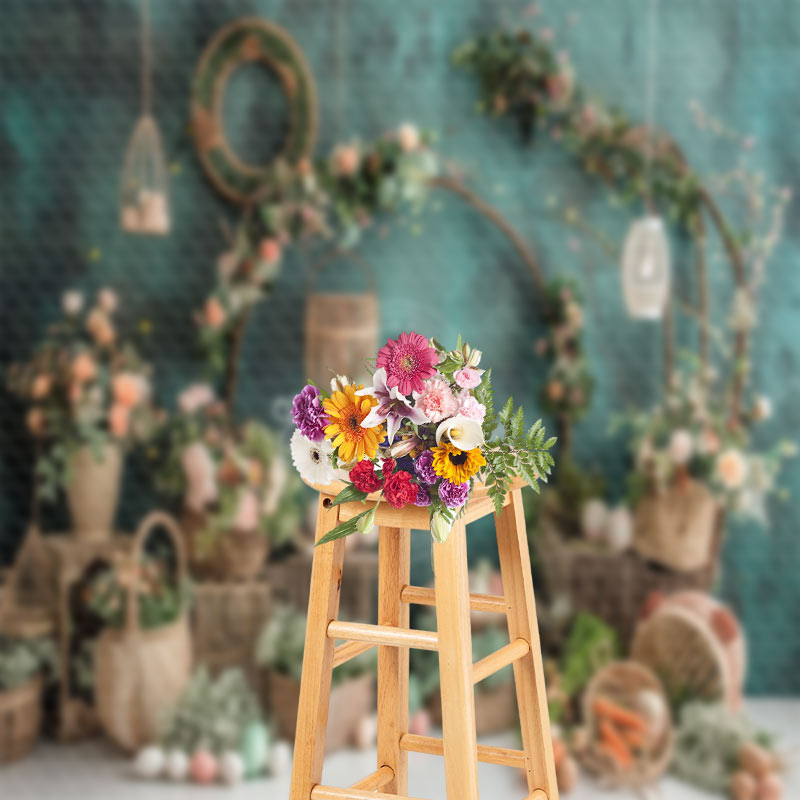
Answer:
[1,0,798,693]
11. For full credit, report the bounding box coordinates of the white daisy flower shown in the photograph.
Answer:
[290,429,335,485]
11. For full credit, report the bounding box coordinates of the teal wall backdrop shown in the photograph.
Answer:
[1,1,798,693]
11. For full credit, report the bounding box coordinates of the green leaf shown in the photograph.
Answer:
[316,509,374,547]
[331,484,370,506]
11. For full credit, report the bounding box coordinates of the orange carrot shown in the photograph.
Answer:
[619,725,645,751]
[599,720,633,769]
[593,698,648,732]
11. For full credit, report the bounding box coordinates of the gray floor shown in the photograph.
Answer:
[1,699,797,799]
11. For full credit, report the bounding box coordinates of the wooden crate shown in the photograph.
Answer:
[189,579,272,694]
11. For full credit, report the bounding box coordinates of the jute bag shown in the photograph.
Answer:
[95,511,192,752]
[304,250,378,389]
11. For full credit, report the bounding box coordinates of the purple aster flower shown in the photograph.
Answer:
[414,449,437,485]
[292,384,329,442]
[438,479,470,508]
[414,484,432,507]
[356,368,428,444]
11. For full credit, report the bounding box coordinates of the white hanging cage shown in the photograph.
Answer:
[621,215,671,320]
[120,114,170,235]
[119,0,170,235]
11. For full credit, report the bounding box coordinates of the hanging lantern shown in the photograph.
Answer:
[621,215,670,319]
[119,0,170,235]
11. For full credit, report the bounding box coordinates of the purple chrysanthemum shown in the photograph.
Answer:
[292,384,329,442]
[414,450,437,485]
[414,484,432,507]
[438,479,470,508]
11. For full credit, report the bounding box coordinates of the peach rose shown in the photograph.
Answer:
[233,489,261,532]
[97,288,118,313]
[71,352,97,383]
[547,380,565,401]
[331,143,360,177]
[31,373,52,399]
[204,297,226,329]
[397,122,420,152]
[86,308,115,346]
[112,373,143,408]
[26,408,45,436]
[259,237,281,265]
[716,448,748,490]
[109,403,129,438]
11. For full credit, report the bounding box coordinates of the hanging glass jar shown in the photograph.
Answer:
[119,0,170,235]
[621,215,670,319]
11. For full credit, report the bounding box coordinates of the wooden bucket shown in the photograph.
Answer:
[0,676,43,764]
[94,511,192,752]
[304,250,378,389]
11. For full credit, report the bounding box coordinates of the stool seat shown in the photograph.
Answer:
[289,483,558,800]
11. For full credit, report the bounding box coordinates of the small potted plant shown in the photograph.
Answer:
[255,604,376,752]
[0,634,57,763]
[6,288,156,540]
[155,384,302,581]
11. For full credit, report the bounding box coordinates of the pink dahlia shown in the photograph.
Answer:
[416,377,458,423]
[376,332,438,396]
[457,391,486,424]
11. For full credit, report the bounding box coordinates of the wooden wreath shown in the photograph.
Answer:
[191,18,317,204]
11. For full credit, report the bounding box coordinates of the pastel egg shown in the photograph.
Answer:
[240,721,270,778]
[219,751,245,785]
[268,741,292,777]
[133,745,165,779]
[190,750,218,784]
[164,748,189,782]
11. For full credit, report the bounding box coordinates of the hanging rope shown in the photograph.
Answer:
[643,0,660,209]
[140,0,152,114]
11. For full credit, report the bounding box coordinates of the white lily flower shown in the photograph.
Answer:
[435,415,485,451]
[430,512,453,544]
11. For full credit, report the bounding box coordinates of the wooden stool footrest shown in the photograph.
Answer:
[350,765,395,791]
[399,733,527,769]
[312,787,427,800]
[472,637,530,684]
[400,585,507,614]
[526,791,548,800]
[327,620,438,651]
[332,640,376,668]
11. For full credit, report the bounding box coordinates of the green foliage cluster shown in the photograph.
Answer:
[0,635,58,691]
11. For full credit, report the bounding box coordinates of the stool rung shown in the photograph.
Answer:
[332,640,375,669]
[400,585,507,614]
[327,620,438,651]
[311,786,427,800]
[350,765,394,791]
[399,733,527,769]
[527,792,548,800]
[472,637,530,685]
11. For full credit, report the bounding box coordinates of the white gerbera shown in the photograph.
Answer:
[290,429,335,485]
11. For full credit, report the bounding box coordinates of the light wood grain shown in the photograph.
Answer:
[400,585,506,615]
[433,519,480,800]
[332,640,375,669]
[472,637,530,685]
[289,496,346,800]
[311,786,427,800]
[495,489,559,800]
[327,620,438,651]
[377,526,411,795]
[399,733,527,769]
[349,765,394,791]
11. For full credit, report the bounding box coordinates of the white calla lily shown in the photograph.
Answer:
[435,415,485,451]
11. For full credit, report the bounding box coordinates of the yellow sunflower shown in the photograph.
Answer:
[323,384,384,463]
[431,442,486,484]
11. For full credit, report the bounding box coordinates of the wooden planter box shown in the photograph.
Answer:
[428,680,518,736]
[266,669,374,752]
[0,676,43,764]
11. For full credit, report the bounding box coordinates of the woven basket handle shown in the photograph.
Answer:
[307,248,376,294]
[124,511,187,635]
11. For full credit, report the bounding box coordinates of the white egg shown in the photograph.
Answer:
[268,741,292,777]
[219,751,245,785]
[164,748,190,782]
[605,506,633,552]
[581,498,609,541]
[354,713,379,750]
[133,745,165,779]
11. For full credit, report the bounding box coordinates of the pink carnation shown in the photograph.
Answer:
[454,367,483,389]
[416,378,458,423]
[457,392,486,424]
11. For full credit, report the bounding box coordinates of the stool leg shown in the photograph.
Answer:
[289,496,346,800]
[377,526,411,794]
[433,519,480,800]
[495,489,559,800]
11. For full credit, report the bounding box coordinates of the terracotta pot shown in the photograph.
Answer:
[0,676,43,764]
[66,444,122,541]
[266,670,374,752]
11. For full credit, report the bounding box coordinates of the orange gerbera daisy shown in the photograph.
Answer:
[323,384,384,463]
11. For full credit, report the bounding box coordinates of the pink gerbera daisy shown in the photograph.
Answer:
[376,331,438,395]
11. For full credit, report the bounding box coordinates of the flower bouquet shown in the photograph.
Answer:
[289,332,556,544]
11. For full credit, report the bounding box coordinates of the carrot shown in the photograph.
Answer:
[599,720,633,769]
[592,697,648,732]
[619,725,645,751]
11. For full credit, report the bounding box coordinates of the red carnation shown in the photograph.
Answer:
[383,470,418,509]
[349,459,384,493]
[381,458,396,478]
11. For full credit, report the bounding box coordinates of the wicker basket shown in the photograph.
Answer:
[304,250,378,390]
[580,661,672,789]
[0,676,43,764]
[94,512,192,752]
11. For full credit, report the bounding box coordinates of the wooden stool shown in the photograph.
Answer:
[289,479,558,800]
